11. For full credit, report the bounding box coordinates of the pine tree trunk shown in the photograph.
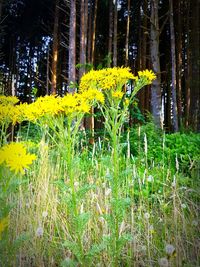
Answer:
[68,0,76,92]
[91,0,98,65]
[113,0,118,66]
[169,0,178,131]
[51,0,59,94]
[175,0,183,128]
[87,0,92,63]
[79,0,86,79]
[190,0,200,131]
[185,0,191,128]
[150,0,162,127]
[46,45,50,94]
[125,0,130,66]
[108,0,113,67]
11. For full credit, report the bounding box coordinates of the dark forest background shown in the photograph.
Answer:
[0,0,199,132]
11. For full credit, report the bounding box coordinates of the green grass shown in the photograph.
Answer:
[0,123,200,267]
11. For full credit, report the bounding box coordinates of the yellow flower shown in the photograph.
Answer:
[0,216,9,240]
[0,142,36,174]
[80,88,105,104]
[124,98,130,106]
[79,67,137,92]
[112,91,124,99]
[0,95,19,106]
[138,70,156,83]
[0,104,19,125]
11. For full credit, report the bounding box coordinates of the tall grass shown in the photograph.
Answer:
[1,124,199,267]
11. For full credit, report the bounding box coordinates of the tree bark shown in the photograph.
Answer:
[68,0,76,92]
[91,0,98,65]
[108,0,113,67]
[150,0,162,127]
[87,0,92,63]
[113,0,118,66]
[190,0,200,131]
[125,0,130,66]
[79,0,86,80]
[169,0,178,131]
[176,0,183,128]
[185,0,191,128]
[51,0,59,94]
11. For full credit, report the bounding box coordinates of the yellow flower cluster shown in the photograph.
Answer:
[0,95,19,105]
[112,91,124,99]
[0,142,37,174]
[16,91,104,122]
[137,70,156,84]
[0,96,20,125]
[81,88,105,104]
[80,67,137,92]
[0,216,9,240]
[19,95,63,122]
[0,91,104,125]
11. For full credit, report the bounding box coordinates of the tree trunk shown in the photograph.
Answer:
[91,0,98,65]
[79,0,86,80]
[190,0,200,131]
[169,0,178,131]
[87,0,92,63]
[46,44,50,95]
[125,0,130,66]
[184,0,191,128]
[68,0,76,92]
[150,0,162,127]
[176,0,183,128]
[113,0,118,66]
[108,0,113,67]
[51,0,59,94]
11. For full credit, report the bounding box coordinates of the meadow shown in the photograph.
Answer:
[0,68,199,267]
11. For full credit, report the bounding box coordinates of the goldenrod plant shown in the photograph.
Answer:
[80,67,156,265]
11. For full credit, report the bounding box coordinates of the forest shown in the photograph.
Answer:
[0,0,200,266]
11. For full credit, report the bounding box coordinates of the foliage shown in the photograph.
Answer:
[127,122,200,174]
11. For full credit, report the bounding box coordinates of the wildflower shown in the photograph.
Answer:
[0,216,9,240]
[158,257,169,267]
[144,212,150,219]
[99,216,105,223]
[0,142,36,174]
[165,244,175,256]
[141,245,146,252]
[0,95,19,105]
[80,88,104,104]
[102,182,106,188]
[105,188,112,196]
[181,203,187,209]
[171,181,176,187]
[36,226,43,237]
[124,98,130,106]
[192,220,198,226]
[80,67,137,92]
[147,175,154,182]
[0,104,19,125]
[138,69,156,83]
[74,181,79,187]
[112,91,124,99]
[42,211,48,218]
[149,225,154,233]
